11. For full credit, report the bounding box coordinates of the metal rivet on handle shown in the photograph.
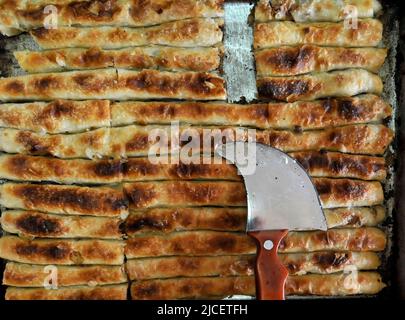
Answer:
[263,240,274,251]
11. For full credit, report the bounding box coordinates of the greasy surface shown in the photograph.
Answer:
[0,124,393,158]
[255,0,382,22]
[130,272,385,299]
[255,46,387,76]
[254,19,383,49]
[0,236,125,265]
[3,262,127,287]
[323,206,386,229]
[0,100,111,133]
[0,183,128,217]
[5,284,128,300]
[31,18,224,49]
[1,210,123,239]
[0,0,224,35]
[257,69,383,102]
[111,95,392,129]
[0,68,227,101]
[15,47,223,73]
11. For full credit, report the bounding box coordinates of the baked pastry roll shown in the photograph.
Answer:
[123,179,383,210]
[255,46,387,76]
[31,18,224,49]
[0,100,110,134]
[1,210,123,239]
[125,252,380,280]
[0,0,224,36]
[280,228,386,253]
[3,262,127,287]
[125,231,256,259]
[125,208,246,236]
[324,206,386,229]
[257,69,383,102]
[0,236,125,265]
[5,284,128,300]
[0,183,128,217]
[254,19,383,49]
[130,272,385,299]
[111,95,392,129]
[255,0,382,23]
[15,47,223,73]
[0,68,226,101]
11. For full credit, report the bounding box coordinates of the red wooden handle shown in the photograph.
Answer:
[248,229,289,300]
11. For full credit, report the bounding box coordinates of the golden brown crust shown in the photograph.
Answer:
[314,178,384,209]
[125,208,246,236]
[254,19,383,49]
[282,251,381,275]
[124,181,247,209]
[111,95,392,129]
[31,18,224,49]
[1,210,123,239]
[130,272,385,299]
[0,68,226,101]
[292,151,386,181]
[2,0,224,34]
[280,228,387,253]
[3,262,127,287]
[0,183,128,217]
[255,0,382,23]
[126,255,255,280]
[286,272,385,296]
[131,276,255,299]
[325,206,386,228]
[125,231,256,259]
[5,284,128,300]
[257,69,383,102]
[255,45,387,76]
[0,236,125,265]
[0,100,110,133]
[15,47,222,73]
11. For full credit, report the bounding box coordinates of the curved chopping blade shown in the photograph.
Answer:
[216,142,327,232]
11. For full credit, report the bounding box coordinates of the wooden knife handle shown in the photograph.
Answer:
[248,230,289,300]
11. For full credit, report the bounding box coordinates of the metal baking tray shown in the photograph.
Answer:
[0,0,403,299]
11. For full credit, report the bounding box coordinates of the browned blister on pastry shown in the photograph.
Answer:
[31,18,224,49]
[257,69,383,102]
[0,100,110,133]
[254,19,383,49]
[125,207,246,236]
[1,210,123,239]
[0,183,128,217]
[3,262,127,287]
[125,231,256,259]
[5,284,128,300]
[0,68,226,101]
[111,95,392,129]
[0,236,125,265]
[255,46,387,76]
[279,228,387,253]
[15,47,222,73]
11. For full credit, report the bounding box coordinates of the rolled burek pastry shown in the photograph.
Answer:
[257,69,383,102]
[14,47,223,73]
[30,18,224,49]
[0,236,125,265]
[125,252,380,280]
[254,19,383,49]
[0,183,129,218]
[129,272,385,299]
[255,46,387,76]
[3,262,127,287]
[5,284,128,300]
[255,0,382,23]
[0,69,227,102]
[0,0,224,35]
